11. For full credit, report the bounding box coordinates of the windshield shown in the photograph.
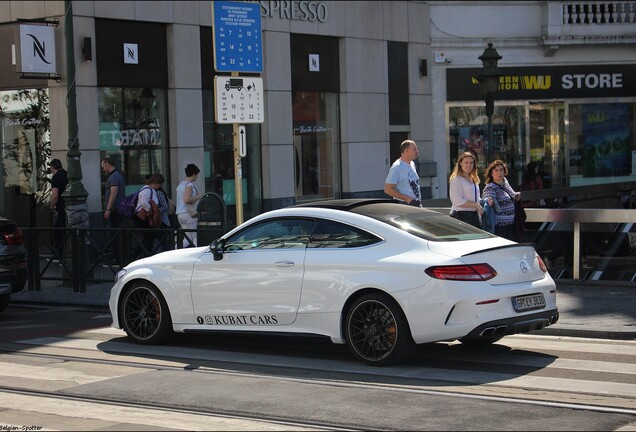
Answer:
[350,203,495,242]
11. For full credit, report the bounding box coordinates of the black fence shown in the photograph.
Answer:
[20,192,229,294]
[21,225,226,293]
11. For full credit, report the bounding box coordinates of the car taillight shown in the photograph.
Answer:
[425,264,497,281]
[3,228,23,245]
[536,255,547,272]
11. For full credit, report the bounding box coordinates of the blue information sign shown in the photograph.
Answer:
[212,1,263,73]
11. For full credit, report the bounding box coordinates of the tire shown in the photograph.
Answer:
[345,293,415,366]
[0,294,10,314]
[120,282,173,344]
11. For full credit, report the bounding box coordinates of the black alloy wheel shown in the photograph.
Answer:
[345,293,414,366]
[121,283,173,344]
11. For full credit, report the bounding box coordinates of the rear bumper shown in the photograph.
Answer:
[463,308,560,339]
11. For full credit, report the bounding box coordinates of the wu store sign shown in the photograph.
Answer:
[14,24,57,74]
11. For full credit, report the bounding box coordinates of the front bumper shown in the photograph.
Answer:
[463,308,560,339]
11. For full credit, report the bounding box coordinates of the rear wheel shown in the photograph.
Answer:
[120,282,173,344]
[345,293,415,366]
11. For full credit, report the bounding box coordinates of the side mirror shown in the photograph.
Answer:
[210,238,226,261]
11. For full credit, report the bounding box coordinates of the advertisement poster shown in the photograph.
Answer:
[456,125,486,165]
[582,103,631,177]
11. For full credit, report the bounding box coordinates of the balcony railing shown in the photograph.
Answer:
[563,2,636,24]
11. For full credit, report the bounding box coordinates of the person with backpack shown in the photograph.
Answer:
[101,158,125,265]
[131,174,163,259]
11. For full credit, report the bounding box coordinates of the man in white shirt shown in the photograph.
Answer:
[384,140,422,207]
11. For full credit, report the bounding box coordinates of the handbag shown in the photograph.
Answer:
[137,200,161,228]
[185,202,198,218]
[514,200,527,242]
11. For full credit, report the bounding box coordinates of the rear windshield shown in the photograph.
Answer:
[350,203,495,242]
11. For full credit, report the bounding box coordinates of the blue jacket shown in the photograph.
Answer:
[480,198,500,234]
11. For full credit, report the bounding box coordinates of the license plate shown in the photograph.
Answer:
[512,293,546,312]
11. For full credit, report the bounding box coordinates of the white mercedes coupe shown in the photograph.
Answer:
[109,199,558,366]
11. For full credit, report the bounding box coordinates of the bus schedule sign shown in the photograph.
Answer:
[212,1,263,73]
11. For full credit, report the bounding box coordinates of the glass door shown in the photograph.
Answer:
[292,91,340,202]
[528,103,566,189]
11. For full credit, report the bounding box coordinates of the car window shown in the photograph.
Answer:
[308,220,382,248]
[351,203,495,242]
[225,218,316,250]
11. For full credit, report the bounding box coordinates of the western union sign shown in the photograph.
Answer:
[449,64,634,101]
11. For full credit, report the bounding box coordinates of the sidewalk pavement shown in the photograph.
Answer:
[10,279,636,341]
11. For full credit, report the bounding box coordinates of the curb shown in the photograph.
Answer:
[530,327,636,341]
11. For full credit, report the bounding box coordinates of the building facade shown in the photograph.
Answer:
[1,1,634,232]
[0,0,432,228]
[430,1,636,198]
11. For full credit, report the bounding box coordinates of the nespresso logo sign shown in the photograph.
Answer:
[13,24,57,74]
[447,64,635,101]
[260,1,328,22]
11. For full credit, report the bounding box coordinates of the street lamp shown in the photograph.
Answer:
[477,43,503,163]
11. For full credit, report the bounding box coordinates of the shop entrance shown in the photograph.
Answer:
[528,102,566,189]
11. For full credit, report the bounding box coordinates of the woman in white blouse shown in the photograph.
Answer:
[176,163,202,247]
[449,151,487,228]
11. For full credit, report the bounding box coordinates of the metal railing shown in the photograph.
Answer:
[427,207,636,281]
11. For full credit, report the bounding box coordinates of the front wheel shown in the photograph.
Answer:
[120,282,173,344]
[345,293,415,366]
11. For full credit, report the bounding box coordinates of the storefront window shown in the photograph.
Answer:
[448,103,526,187]
[292,91,340,202]
[567,101,636,186]
[0,89,50,222]
[98,87,168,195]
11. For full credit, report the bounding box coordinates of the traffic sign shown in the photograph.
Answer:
[238,125,246,157]
[214,76,264,124]
[212,1,263,73]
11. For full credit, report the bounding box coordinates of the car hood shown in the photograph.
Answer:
[125,246,208,269]
[427,239,547,285]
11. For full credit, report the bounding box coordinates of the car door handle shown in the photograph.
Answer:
[275,261,295,267]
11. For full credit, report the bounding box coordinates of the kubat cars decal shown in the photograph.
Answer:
[197,314,279,325]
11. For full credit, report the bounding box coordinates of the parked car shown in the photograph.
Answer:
[0,217,28,313]
[109,199,559,366]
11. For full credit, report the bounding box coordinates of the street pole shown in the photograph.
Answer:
[62,0,90,292]
[62,0,89,227]
[232,72,244,225]
[486,93,494,163]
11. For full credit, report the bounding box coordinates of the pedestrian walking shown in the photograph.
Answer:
[101,158,125,264]
[48,159,68,260]
[176,164,202,247]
